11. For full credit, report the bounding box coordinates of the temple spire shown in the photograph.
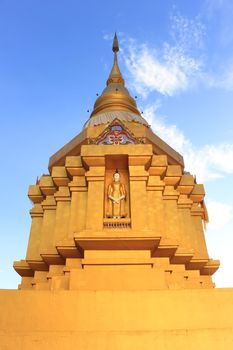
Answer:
[112,32,119,52]
[107,33,124,86]
[87,32,142,121]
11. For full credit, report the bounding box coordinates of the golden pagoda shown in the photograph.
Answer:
[0,34,232,349]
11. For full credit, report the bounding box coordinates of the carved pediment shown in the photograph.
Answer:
[89,119,145,145]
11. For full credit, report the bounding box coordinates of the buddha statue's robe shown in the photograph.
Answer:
[107,181,126,218]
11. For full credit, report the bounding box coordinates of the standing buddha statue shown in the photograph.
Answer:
[107,169,126,218]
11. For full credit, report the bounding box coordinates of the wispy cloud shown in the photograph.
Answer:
[205,0,233,16]
[215,60,233,90]
[170,12,205,51]
[207,200,233,230]
[121,13,205,97]
[119,11,233,94]
[144,104,233,182]
[205,0,226,13]
[122,42,199,97]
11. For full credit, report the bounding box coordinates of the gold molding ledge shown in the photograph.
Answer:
[74,236,161,252]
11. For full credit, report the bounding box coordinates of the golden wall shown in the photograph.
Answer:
[0,288,232,349]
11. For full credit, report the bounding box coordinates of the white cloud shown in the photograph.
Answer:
[207,200,233,230]
[201,57,233,91]
[145,103,190,151]
[106,12,233,94]
[205,0,225,12]
[216,61,233,90]
[103,34,111,41]
[122,33,233,94]
[123,43,194,97]
[144,105,233,182]
[121,14,204,97]
[105,16,233,94]
[205,0,233,14]
[170,13,205,51]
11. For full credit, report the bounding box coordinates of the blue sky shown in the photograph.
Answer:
[0,0,233,288]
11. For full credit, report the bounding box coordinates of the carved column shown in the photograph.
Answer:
[162,165,182,242]
[26,185,44,264]
[54,187,71,242]
[147,155,167,235]
[39,175,58,265]
[128,155,150,231]
[52,166,71,243]
[66,156,88,237]
[26,204,44,263]
[83,155,105,231]
[190,184,209,260]
[176,174,195,252]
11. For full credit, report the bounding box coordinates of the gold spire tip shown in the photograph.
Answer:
[112,32,119,53]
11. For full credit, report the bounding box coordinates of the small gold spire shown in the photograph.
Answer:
[89,33,141,118]
[112,32,119,52]
[107,33,124,86]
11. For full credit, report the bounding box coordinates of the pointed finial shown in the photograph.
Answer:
[112,32,119,53]
[106,33,124,86]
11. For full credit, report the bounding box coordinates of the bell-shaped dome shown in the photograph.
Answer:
[84,33,148,128]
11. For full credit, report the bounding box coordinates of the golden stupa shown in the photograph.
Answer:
[0,34,232,350]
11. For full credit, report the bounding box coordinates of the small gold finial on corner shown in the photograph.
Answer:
[112,32,119,53]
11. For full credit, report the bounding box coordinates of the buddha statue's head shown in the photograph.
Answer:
[113,169,120,182]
